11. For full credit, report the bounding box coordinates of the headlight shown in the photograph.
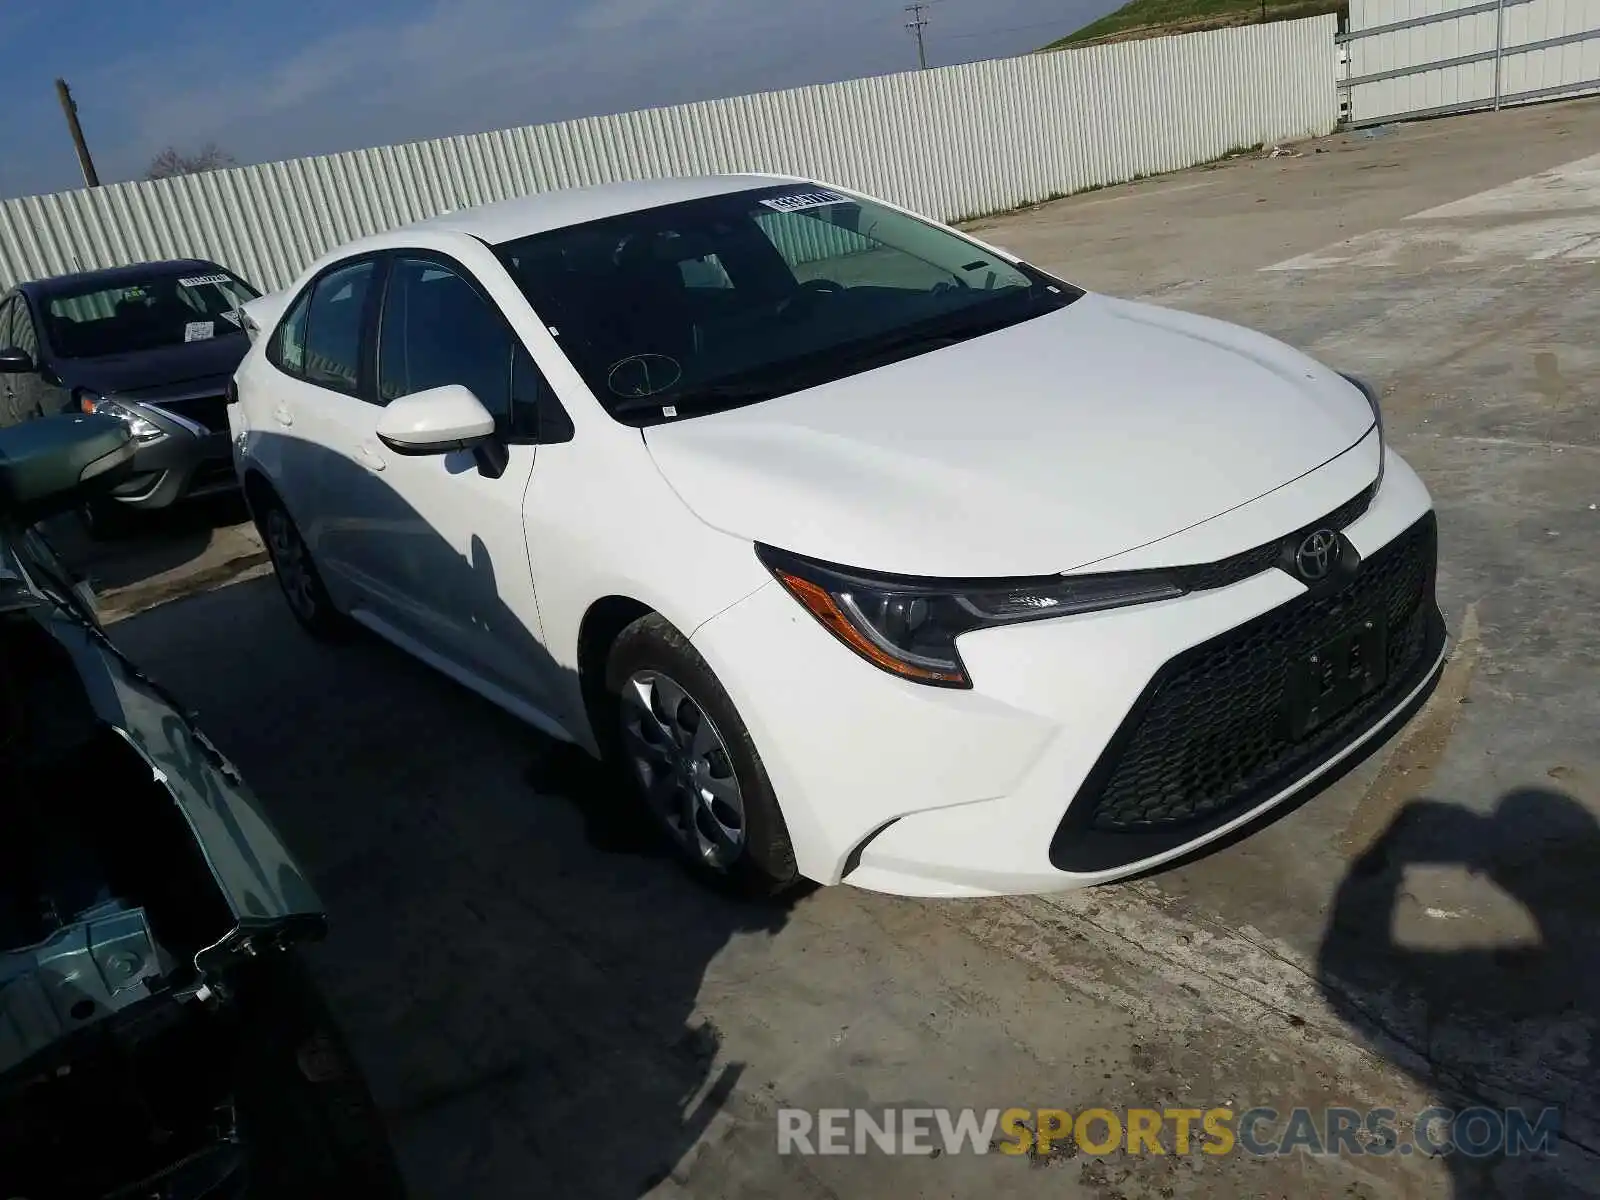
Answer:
[756,544,1183,688]
[1339,372,1384,491]
[77,391,165,442]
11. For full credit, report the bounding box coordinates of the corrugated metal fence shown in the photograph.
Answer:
[1340,0,1600,124]
[0,17,1337,294]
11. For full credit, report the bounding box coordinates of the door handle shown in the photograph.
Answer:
[272,404,293,427]
[357,443,386,473]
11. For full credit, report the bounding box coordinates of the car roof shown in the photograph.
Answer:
[401,172,807,246]
[17,258,228,298]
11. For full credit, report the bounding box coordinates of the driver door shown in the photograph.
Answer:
[360,252,561,714]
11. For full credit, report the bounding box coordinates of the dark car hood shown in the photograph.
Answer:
[55,333,249,399]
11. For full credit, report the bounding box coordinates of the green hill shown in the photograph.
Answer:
[1040,0,1345,48]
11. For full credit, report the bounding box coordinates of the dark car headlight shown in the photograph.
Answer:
[757,544,1183,688]
[76,390,165,442]
[1339,372,1385,491]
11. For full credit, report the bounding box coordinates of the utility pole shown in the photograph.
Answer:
[55,78,100,188]
[905,3,929,70]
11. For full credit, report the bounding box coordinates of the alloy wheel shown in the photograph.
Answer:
[618,670,747,870]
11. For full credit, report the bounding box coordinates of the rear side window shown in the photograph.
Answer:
[303,260,375,393]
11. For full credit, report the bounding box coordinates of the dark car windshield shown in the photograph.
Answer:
[494,184,1082,424]
[40,267,259,359]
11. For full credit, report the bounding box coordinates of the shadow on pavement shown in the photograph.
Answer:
[108,439,799,1197]
[1317,790,1600,1197]
[41,491,252,592]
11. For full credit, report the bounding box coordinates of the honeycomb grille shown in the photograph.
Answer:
[1082,512,1435,833]
[1172,483,1377,593]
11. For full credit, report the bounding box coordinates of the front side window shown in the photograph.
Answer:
[303,260,375,393]
[39,267,258,359]
[495,183,1080,425]
[376,258,512,420]
[10,298,38,359]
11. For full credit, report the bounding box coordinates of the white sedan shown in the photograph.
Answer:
[229,174,1446,898]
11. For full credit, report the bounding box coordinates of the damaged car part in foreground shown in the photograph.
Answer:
[0,414,404,1197]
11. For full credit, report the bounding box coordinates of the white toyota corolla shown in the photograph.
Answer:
[229,173,1446,898]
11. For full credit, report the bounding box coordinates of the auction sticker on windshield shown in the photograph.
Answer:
[180,273,233,288]
[185,321,215,342]
[760,190,849,213]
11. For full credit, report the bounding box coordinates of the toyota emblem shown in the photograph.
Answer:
[1294,529,1340,581]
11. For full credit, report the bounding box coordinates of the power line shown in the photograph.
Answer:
[904,3,930,69]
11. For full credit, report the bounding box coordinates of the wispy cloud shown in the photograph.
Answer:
[47,0,1114,192]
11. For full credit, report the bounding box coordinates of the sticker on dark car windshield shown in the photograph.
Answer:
[758,190,849,213]
[179,273,232,288]
[184,321,215,342]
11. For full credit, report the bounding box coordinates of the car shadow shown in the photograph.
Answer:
[108,433,799,1198]
[40,491,252,592]
[1315,789,1600,1196]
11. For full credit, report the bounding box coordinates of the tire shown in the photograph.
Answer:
[253,491,350,642]
[78,496,136,540]
[605,612,800,898]
[230,952,408,1198]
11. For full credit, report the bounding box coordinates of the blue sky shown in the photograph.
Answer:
[1,0,1117,201]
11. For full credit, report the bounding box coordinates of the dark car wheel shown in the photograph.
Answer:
[605,612,801,898]
[255,494,349,642]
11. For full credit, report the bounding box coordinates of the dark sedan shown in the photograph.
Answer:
[0,259,260,536]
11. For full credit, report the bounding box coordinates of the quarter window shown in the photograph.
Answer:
[274,291,311,377]
[303,260,375,393]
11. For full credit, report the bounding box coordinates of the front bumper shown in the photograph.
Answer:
[690,445,1445,897]
[106,424,237,511]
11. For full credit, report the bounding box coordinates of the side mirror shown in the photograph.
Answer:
[376,385,495,456]
[0,347,35,374]
[0,413,136,523]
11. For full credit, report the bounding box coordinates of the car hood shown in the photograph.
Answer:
[643,294,1376,578]
[54,333,249,399]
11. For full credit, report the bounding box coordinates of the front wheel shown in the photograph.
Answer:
[605,613,800,898]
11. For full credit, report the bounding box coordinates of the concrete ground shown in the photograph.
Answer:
[87,98,1600,1199]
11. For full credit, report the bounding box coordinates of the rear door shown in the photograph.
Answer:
[259,256,399,611]
[360,252,558,710]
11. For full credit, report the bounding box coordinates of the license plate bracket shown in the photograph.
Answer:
[1285,615,1388,740]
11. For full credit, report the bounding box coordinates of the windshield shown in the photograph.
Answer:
[40,267,259,359]
[494,183,1082,423]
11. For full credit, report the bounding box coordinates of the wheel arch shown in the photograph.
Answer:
[574,594,657,753]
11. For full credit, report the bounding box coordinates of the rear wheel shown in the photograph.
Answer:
[255,494,349,641]
[605,613,800,898]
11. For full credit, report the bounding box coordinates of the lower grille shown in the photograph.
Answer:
[1052,512,1440,862]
